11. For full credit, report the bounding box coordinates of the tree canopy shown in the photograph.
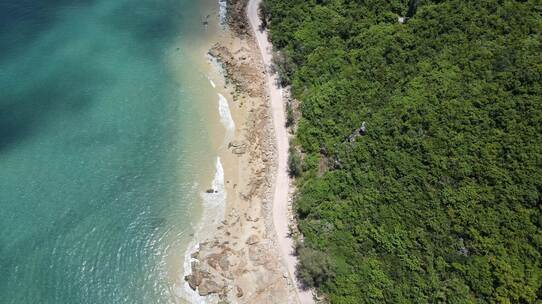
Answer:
[264,0,542,303]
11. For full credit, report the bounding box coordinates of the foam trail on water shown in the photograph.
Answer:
[218,0,227,28]
[180,242,208,304]
[180,158,226,303]
[176,183,208,304]
[208,77,216,88]
[218,93,235,142]
[201,157,226,208]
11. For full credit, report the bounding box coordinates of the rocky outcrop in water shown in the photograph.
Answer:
[183,6,295,302]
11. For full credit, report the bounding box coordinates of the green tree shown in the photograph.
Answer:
[266,0,542,302]
[296,246,336,288]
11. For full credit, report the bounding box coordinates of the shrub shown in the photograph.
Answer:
[258,0,270,29]
[288,147,302,177]
[271,51,295,87]
[285,101,294,128]
[296,246,335,288]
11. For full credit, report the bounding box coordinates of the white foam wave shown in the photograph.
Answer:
[180,241,208,304]
[208,77,216,88]
[179,159,226,304]
[201,157,226,208]
[218,93,235,141]
[218,0,227,28]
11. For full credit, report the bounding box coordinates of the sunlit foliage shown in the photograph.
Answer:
[264,0,542,302]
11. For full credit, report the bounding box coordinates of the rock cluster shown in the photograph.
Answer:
[229,140,248,155]
[183,5,293,302]
[185,211,287,303]
[208,43,264,98]
[226,0,251,37]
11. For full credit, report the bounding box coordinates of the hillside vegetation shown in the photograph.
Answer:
[262,0,542,303]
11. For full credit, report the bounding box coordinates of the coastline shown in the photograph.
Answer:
[176,0,319,303]
[178,0,296,303]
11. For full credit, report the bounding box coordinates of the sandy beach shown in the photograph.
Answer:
[177,0,318,303]
[179,0,296,303]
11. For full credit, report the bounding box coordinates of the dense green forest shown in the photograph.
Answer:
[261,0,542,302]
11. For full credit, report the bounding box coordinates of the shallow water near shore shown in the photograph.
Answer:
[0,0,227,303]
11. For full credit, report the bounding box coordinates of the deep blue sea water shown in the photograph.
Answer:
[0,0,218,303]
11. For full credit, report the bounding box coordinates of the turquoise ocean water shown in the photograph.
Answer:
[0,0,221,303]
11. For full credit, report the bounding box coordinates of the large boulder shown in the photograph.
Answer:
[198,278,224,296]
[184,271,203,291]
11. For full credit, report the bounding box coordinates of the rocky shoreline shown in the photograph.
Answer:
[183,1,295,303]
